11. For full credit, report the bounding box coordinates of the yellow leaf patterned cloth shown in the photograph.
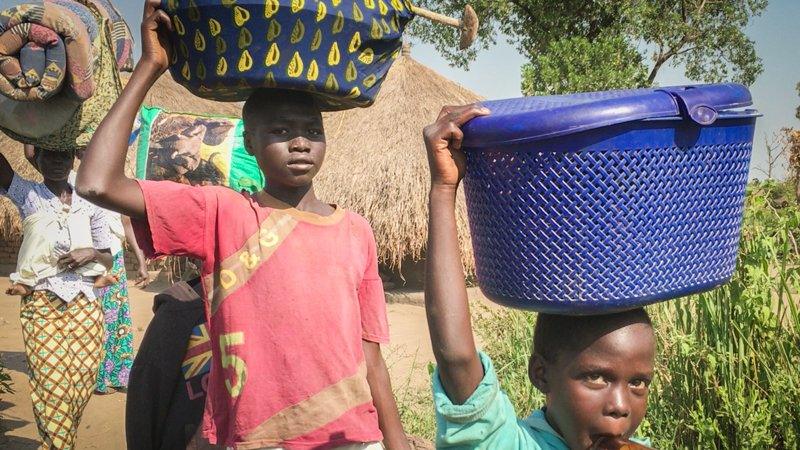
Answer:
[163,0,415,111]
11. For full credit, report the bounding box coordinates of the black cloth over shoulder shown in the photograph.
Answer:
[126,278,210,450]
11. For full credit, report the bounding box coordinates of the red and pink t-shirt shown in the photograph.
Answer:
[133,180,390,449]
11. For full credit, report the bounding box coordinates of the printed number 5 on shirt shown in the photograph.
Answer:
[220,332,248,397]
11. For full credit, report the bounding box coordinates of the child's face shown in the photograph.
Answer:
[244,101,326,189]
[535,322,655,450]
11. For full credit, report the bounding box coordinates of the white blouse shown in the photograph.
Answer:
[1,174,113,302]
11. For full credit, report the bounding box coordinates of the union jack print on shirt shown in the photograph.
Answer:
[182,323,212,379]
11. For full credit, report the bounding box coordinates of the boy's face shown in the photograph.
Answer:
[244,100,326,189]
[532,322,655,450]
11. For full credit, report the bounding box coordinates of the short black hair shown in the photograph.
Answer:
[533,308,653,363]
[34,147,75,163]
[242,88,319,129]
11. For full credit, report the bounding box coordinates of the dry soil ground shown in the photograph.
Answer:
[0,273,438,449]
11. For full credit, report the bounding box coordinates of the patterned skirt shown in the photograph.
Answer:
[20,290,103,450]
[96,251,134,393]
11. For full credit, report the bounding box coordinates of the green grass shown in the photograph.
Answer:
[397,181,800,449]
[642,181,800,449]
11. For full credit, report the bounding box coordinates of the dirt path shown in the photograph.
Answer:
[0,274,435,449]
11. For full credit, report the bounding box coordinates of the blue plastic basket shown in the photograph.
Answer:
[461,84,758,313]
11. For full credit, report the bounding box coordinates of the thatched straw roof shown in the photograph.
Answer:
[1,58,481,279]
[124,72,243,118]
[0,72,242,240]
[317,46,483,276]
[0,134,40,240]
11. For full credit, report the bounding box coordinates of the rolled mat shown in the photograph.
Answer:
[134,106,265,193]
[163,0,415,110]
[0,0,121,150]
[84,0,134,72]
[0,1,98,101]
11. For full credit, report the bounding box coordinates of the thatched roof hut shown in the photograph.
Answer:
[0,134,38,241]
[130,72,243,118]
[317,45,482,281]
[1,55,481,283]
[0,72,242,241]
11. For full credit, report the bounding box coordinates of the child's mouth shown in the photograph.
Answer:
[287,158,314,172]
[589,435,652,450]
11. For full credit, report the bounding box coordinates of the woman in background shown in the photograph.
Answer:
[26,143,151,394]
[73,146,150,394]
[93,206,150,394]
[0,145,113,449]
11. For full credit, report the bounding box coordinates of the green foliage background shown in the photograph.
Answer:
[409,0,767,95]
[398,180,800,449]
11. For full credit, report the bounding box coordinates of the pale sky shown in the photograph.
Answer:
[3,0,797,178]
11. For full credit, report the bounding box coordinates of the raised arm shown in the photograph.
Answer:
[0,150,16,191]
[76,0,173,219]
[423,104,490,404]
[24,144,38,172]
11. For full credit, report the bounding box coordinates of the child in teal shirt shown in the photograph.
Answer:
[422,104,656,450]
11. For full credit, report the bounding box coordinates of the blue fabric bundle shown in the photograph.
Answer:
[162,0,415,110]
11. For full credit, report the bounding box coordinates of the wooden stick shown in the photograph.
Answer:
[410,5,479,49]
[411,5,460,27]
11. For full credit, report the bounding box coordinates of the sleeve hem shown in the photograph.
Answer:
[433,351,499,424]
[362,332,390,344]
[131,180,158,258]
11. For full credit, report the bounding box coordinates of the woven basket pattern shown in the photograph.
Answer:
[481,88,649,115]
[464,140,753,312]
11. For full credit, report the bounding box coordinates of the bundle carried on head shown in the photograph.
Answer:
[163,0,478,110]
[83,0,135,71]
[0,0,132,150]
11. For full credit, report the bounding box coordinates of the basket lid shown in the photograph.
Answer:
[462,83,754,148]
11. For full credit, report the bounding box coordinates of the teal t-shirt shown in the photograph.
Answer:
[432,352,651,449]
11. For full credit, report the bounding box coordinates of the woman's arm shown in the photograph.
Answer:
[76,0,172,219]
[57,248,113,271]
[363,341,410,450]
[95,249,114,269]
[122,215,150,286]
[57,193,120,272]
[0,150,17,191]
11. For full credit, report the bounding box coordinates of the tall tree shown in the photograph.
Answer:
[410,0,767,95]
[631,0,766,85]
[792,83,800,201]
[796,82,800,120]
[520,34,648,96]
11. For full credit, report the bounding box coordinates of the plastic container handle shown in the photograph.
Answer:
[658,87,719,125]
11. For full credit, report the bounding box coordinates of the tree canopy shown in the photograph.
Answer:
[410,0,767,95]
[796,82,800,120]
